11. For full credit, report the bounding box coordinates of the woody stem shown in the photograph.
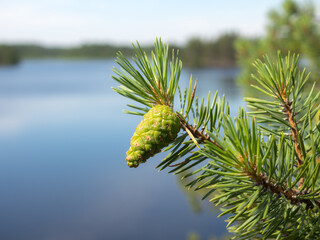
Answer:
[281,99,304,188]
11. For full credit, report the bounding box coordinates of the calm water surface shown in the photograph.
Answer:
[0,59,243,240]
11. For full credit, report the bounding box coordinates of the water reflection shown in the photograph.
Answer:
[0,59,242,239]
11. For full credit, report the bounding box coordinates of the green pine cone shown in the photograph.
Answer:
[126,105,181,168]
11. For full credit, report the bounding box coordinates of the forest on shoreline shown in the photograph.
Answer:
[0,33,238,68]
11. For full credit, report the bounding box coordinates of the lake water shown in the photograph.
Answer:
[0,59,243,240]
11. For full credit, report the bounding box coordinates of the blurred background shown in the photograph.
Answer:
[0,0,320,239]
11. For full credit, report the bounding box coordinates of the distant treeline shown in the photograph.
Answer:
[13,44,150,59]
[1,33,238,67]
[0,45,20,65]
[178,33,238,68]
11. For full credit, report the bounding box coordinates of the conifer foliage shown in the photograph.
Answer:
[111,39,320,239]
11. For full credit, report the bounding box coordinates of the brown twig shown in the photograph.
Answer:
[281,99,304,188]
[168,114,221,167]
[177,114,222,149]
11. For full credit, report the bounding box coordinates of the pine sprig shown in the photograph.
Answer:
[111,40,320,239]
[245,52,320,191]
[188,110,320,239]
[112,38,182,113]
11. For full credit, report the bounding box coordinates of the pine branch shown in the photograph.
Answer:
[246,52,320,191]
[200,113,320,210]
[112,40,320,239]
[194,114,320,239]
[179,106,320,210]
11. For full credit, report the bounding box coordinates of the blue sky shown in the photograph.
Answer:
[0,0,318,46]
